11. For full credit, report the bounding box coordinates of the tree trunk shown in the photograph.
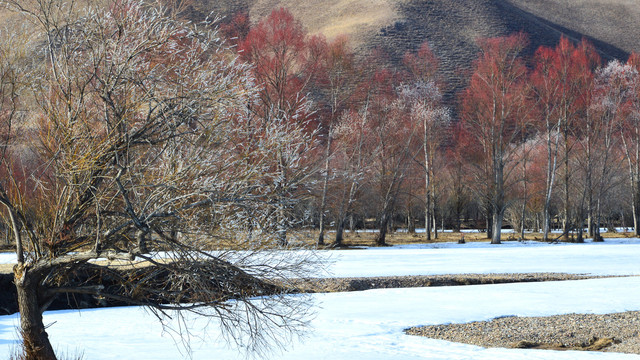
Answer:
[491,207,502,244]
[376,213,389,246]
[486,213,493,240]
[562,132,570,241]
[317,131,333,246]
[634,189,640,236]
[424,118,432,241]
[335,218,345,247]
[593,198,603,242]
[576,222,584,243]
[491,158,504,244]
[634,164,640,236]
[407,212,415,234]
[542,210,551,242]
[15,266,57,360]
[520,157,528,240]
[432,210,438,239]
[425,202,432,241]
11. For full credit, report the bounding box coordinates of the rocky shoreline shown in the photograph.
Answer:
[406,311,640,354]
[0,272,610,315]
[294,273,612,293]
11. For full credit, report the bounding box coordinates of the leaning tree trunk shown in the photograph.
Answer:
[15,266,57,360]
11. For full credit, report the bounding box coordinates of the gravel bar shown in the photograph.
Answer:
[406,311,640,354]
[295,273,617,293]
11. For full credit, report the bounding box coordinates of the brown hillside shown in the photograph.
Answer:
[189,0,638,103]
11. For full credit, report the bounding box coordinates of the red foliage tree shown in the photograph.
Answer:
[530,36,600,241]
[239,8,317,124]
[220,11,251,47]
[402,41,439,82]
[239,8,323,245]
[460,33,531,244]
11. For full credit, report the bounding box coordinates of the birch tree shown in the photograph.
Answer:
[588,60,638,241]
[619,53,640,235]
[397,81,449,240]
[460,34,530,244]
[531,37,598,241]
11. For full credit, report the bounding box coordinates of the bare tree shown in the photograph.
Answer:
[331,103,374,246]
[586,60,637,241]
[397,81,450,241]
[311,35,357,246]
[0,1,321,359]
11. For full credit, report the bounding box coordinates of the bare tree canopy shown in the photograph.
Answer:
[0,0,321,358]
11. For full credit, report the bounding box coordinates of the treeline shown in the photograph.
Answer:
[220,8,640,245]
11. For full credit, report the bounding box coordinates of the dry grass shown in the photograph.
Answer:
[0,263,13,274]
[249,0,400,46]
[242,0,640,55]
[507,0,640,55]
[294,229,635,248]
[230,0,640,56]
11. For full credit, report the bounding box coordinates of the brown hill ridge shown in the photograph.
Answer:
[191,0,637,100]
[201,0,638,56]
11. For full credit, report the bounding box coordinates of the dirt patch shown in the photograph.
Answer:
[407,311,640,354]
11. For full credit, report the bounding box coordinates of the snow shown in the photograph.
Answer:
[323,238,640,277]
[1,277,640,359]
[2,239,640,359]
[0,253,15,264]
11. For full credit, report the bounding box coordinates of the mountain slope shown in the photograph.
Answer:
[191,0,638,100]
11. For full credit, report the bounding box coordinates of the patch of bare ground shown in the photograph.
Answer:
[406,311,640,354]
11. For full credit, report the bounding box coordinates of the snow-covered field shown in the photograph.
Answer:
[2,239,640,359]
[325,238,640,277]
